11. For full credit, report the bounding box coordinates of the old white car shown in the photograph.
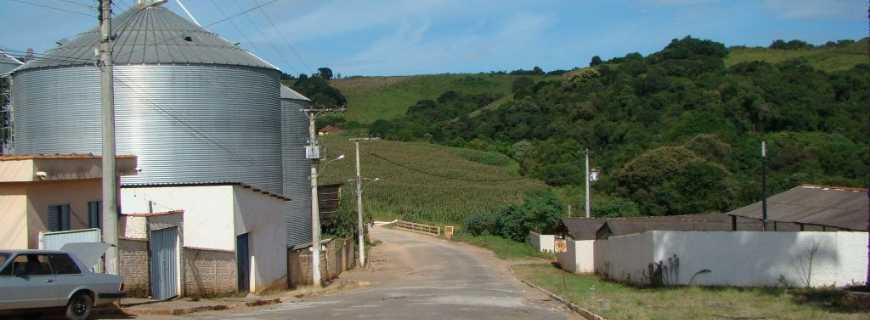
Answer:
[0,250,124,320]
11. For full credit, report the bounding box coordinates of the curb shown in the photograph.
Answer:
[116,298,281,316]
[511,267,606,320]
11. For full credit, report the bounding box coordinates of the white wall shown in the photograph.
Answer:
[557,238,596,273]
[233,186,288,292]
[596,231,869,288]
[122,185,236,251]
[527,232,555,253]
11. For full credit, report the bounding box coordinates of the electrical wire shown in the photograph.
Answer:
[251,0,309,72]
[202,0,280,29]
[207,0,276,69]
[51,0,96,10]
[4,0,96,17]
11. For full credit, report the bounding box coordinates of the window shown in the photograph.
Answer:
[49,254,80,275]
[48,204,71,231]
[8,254,53,276]
[0,253,9,276]
[88,201,101,229]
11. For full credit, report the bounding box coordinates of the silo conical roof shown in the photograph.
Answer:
[280,84,311,102]
[0,49,23,75]
[15,3,276,72]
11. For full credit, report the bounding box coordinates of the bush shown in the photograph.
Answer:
[463,212,498,236]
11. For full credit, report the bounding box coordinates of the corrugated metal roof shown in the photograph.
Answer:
[595,213,735,239]
[559,218,605,240]
[726,185,868,231]
[280,84,311,102]
[15,4,276,73]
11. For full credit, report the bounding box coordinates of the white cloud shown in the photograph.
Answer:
[763,0,864,19]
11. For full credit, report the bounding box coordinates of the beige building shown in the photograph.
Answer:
[0,154,137,249]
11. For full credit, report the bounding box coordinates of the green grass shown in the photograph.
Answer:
[513,263,869,320]
[332,74,536,124]
[318,134,547,225]
[453,233,550,260]
[726,41,868,72]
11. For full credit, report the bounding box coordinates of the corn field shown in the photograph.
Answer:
[318,135,547,225]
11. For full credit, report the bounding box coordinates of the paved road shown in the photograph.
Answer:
[168,226,575,320]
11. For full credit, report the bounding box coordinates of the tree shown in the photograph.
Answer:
[590,55,603,67]
[511,77,535,99]
[318,67,334,80]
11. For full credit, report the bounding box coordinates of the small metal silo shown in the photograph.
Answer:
[281,85,312,246]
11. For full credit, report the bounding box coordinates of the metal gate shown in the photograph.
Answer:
[150,227,178,300]
[236,233,250,293]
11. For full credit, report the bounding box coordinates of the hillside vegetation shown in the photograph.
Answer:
[317,134,547,226]
[331,74,538,124]
[727,39,868,71]
[368,36,870,217]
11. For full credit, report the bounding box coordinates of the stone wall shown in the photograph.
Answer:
[119,238,150,297]
[183,247,237,297]
[288,238,356,288]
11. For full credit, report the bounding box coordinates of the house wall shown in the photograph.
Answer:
[25,179,101,248]
[596,231,869,287]
[0,184,28,249]
[233,186,288,292]
[527,232,555,253]
[122,185,236,251]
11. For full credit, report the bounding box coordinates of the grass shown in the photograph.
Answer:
[318,133,547,225]
[453,233,551,260]
[726,40,868,72]
[331,74,537,124]
[513,263,870,320]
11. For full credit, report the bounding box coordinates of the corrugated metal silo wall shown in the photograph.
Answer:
[0,62,19,75]
[281,98,312,247]
[12,65,283,194]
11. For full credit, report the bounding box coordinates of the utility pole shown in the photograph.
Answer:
[349,137,379,267]
[99,0,120,275]
[585,148,591,218]
[761,140,768,231]
[302,106,344,287]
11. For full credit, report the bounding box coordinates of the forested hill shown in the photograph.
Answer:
[364,36,870,217]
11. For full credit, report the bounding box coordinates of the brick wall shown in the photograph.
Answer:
[119,238,150,297]
[183,247,237,297]
[287,238,356,288]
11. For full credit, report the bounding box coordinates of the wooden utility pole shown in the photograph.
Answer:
[761,141,768,231]
[99,0,120,275]
[585,148,591,218]
[349,137,379,267]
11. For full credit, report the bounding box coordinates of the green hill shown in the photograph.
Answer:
[726,40,868,72]
[331,74,537,124]
[318,134,547,225]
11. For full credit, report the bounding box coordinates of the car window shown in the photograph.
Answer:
[49,254,81,275]
[20,254,52,276]
[0,254,12,276]
[0,253,8,270]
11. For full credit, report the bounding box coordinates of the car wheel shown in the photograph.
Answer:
[65,293,93,320]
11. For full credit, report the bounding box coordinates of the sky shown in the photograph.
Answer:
[0,0,866,76]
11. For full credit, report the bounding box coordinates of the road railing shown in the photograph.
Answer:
[395,220,441,237]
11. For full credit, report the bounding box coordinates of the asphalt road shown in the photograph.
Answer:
[171,226,576,320]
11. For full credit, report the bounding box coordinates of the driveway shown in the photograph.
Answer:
[141,226,577,320]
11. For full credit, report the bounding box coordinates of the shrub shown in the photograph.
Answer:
[463,212,499,236]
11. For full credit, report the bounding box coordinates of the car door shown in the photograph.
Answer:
[0,254,58,309]
[48,254,85,305]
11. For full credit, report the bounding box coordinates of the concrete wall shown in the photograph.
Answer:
[596,231,869,287]
[122,185,236,251]
[558,238,596,273]
[527,232,555,253]
[119,239,150,297]
[288,238,356,288]
[233,185,288,293]
[183,247,237,297]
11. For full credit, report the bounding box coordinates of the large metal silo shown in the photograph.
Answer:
[281,85,313,246]
[0,50,23,75]
[11,2,284,194]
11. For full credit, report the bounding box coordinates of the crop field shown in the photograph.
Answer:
[317,134,547,225]
[331,74,535,124]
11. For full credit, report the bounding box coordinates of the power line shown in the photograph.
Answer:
[368,152,528,183]
[4,0,95,17]
[52,0,96,10]
[237,0,299,74]
[207,0,279,70]
[203,0,280,28]
[251,0,310,72]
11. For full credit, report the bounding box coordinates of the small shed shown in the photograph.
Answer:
[556,218,605,273]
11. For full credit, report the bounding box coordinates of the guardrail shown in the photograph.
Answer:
[395,220,441,237]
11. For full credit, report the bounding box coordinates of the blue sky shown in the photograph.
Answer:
[1,0,866,76]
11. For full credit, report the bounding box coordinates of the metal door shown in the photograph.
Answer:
[150,227,178,300]
[236,233,250,293]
